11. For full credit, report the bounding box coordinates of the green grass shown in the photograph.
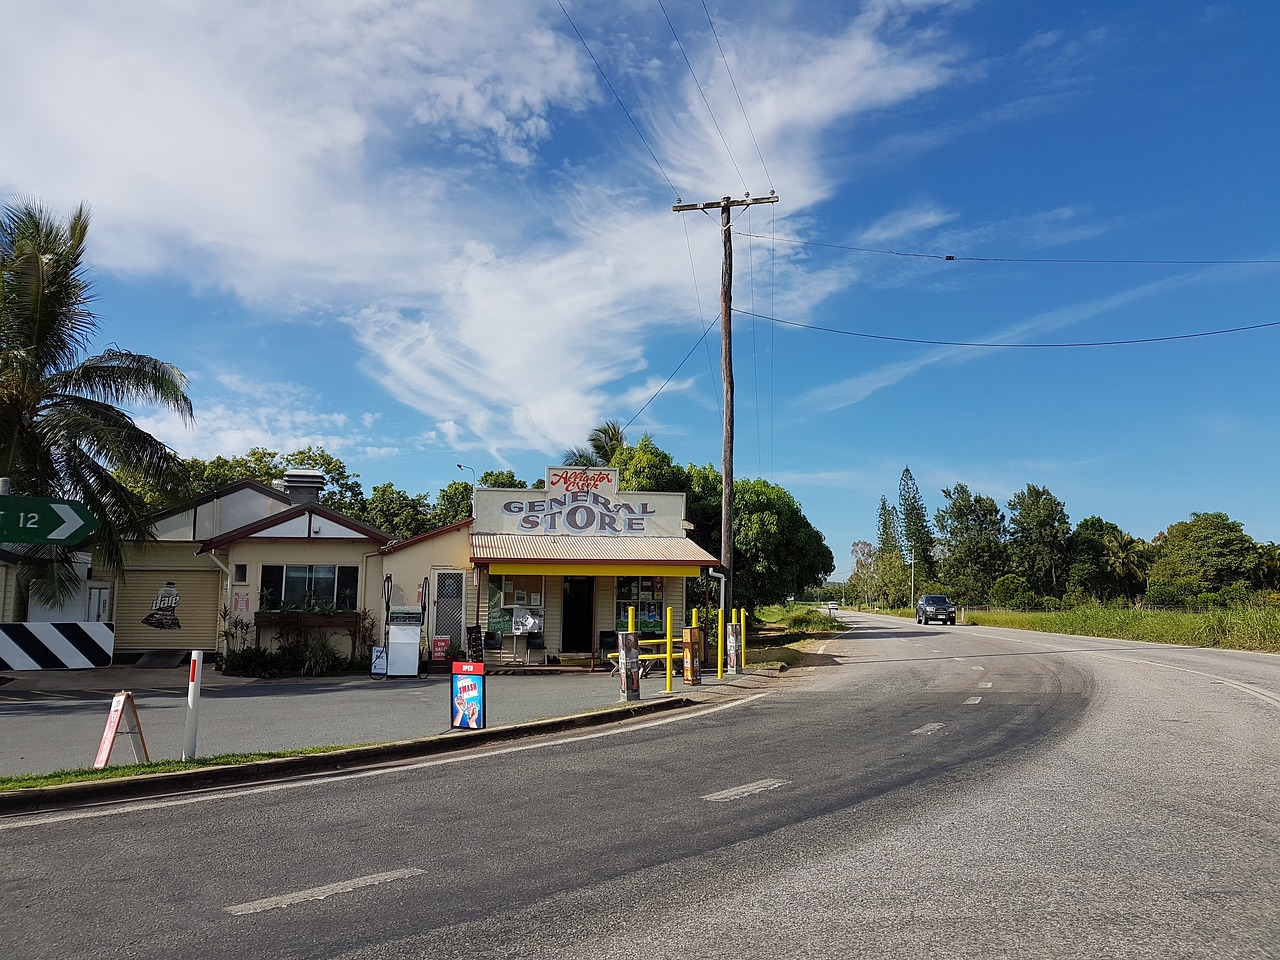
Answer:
[0,743,380,793]
[883,604,1280,653]
[968,605,1280,652]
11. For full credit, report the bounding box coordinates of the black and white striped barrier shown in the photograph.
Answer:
[0,622,115,670]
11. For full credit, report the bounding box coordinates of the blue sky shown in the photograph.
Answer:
[4,1,1277,575]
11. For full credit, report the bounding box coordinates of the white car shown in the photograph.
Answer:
[827,601,838,612]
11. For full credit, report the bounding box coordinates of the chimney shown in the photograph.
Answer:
[280,468,325,505]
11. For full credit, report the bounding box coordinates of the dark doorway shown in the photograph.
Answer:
[562,577,595,653]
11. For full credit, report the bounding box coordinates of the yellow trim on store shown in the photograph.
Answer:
[485,562,705,577]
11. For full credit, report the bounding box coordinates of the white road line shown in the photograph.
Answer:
[952,657,965,661]
[0,693,773,832]
[963,697,982,705]
[979,681,993,688]
[931,649,942,653]
[225,868,424,916]
[702,778,788,802]
[971,665,985,671]
[910,722,946,736]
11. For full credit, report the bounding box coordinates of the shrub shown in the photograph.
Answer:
[990,574,1035,609]
[302,636,340,676]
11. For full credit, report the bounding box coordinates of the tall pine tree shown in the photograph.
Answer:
[899,466,936,579]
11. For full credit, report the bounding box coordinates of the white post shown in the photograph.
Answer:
[182,650,203,760]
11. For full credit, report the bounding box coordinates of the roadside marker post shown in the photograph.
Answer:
[93,691,150,769]
[182,650,203,760]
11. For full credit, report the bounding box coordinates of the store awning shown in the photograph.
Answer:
[471,534,717,577]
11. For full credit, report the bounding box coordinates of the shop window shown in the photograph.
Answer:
[487,574,544,634]
[260,564,359,611]
[615,576,664,633]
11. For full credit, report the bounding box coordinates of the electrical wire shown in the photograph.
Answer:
[658,0,749,194]
[622,313,722,433]
[701,0,773,192]
[733,231,1280,265]
[734,309,1280,348]
[557,1,681,200]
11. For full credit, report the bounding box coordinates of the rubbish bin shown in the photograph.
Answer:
[682,626,703,685]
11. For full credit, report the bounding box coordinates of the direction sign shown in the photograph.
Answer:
[0,495,100,546]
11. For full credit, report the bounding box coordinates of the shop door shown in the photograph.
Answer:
[432,570,466,650]
[561,576,595,653]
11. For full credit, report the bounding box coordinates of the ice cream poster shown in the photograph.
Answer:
[450,661,487,729]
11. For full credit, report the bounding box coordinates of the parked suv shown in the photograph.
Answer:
[916,594,956,625]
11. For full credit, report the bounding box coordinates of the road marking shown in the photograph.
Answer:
[702,778,788,802]
[0,693,773,831]
[963,696,982,705]
[225,868,424,915]
[979,681,992,688]
[952,657,965,661]
[971,665,985,671]
[910,722,945,736]
[30,690,76,699]
[931,649,942,653]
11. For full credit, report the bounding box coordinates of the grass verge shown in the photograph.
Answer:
[748,604,846,668]
[870,603,1280,653]
[0,743,378,793]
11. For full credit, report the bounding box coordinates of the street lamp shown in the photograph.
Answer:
[457,463,477,519]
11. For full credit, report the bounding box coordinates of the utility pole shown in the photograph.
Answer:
[672,193,778,617]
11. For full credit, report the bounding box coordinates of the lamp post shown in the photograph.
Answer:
[457,463,477,517]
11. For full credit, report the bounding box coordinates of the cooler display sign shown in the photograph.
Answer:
[450,661,486,730]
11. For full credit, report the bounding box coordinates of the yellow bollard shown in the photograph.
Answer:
[717,608,724,679]
[740,608,748,666]
[628,605,635,633]
[665,606,674,692]
[692,608,699,628]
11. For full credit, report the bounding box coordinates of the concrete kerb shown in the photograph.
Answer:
[0,696,695,816]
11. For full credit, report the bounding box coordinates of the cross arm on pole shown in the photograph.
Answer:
[672,195,779,213]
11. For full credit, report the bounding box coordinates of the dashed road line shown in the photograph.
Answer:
[963,696,982,705]
[225,868,425,915]
[910,722,946,736]
[702,778,789,802]
[971,665,985,671]
[979,681,993,688]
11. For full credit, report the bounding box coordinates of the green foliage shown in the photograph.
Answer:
[614,435,687,492]
[990,573,1036,609]
[301,635,340,676]
[1007,483,1070,597]
[562,419,628,466]
[732,478,835,610]
[898,467,936,579]
[427,479,473,530]
[364,482,432,539]
[934,483,1008,605]
[1149,512,1257,598]
[0,199,194,603]
[479,469,526,488]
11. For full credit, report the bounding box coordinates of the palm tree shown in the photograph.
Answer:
[0,199,193,603]
[561,419,628,467]
[1103,532,1152,604]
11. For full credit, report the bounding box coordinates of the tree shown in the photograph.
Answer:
[849,540,875,608]
[873,496,909,607]
[479,469,526,489]
[934,483,1008,605]
[364,482,432,539]
[1007,484,1070,598]
[1147,512,1256,604]
[561,419,628,467]
[426,479,474,530]
[1065,516,1126,602]
[898,467,936,580]
[613,435,687,492]
[284,446,367,517]
[0,199,193,601]
[1102,531,1152,604]
[732,478,834,610]
[990,573,1036,609]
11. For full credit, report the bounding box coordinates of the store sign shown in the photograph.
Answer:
[547,467,617,495]
[502,491,656,534]
[450,661,486,729]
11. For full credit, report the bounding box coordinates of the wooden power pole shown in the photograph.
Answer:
[672,193,779,618]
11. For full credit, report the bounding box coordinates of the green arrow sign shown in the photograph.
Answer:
[0,496,100,546]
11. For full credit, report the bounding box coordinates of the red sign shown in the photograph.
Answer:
[548,468,614,493]
[432,635,450,659]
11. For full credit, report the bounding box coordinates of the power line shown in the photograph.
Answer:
[734,309,1280,348]
[701,0,773,192]
[557,1,681,200]
[621,313,721,433]
[733,231,1280,265]
[658,0,749,194]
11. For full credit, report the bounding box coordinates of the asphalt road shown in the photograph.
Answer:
[4,612,1278,959]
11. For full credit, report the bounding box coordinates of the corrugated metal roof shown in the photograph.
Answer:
[471,534,716,565]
